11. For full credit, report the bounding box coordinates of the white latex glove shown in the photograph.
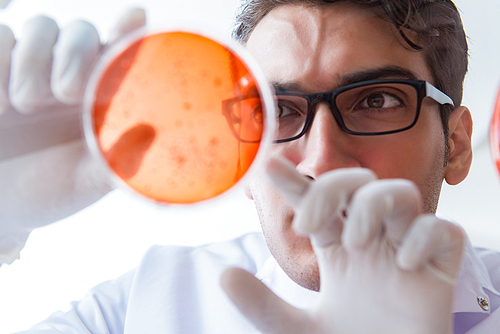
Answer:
[0,8,146,264]
[0,0,11,9]
[221,157,465,334]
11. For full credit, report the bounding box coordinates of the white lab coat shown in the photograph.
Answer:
[16,232,500,334]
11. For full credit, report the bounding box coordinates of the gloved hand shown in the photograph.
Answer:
[0,0,11,9]
[221,157,465,334]
[0,8,146,264]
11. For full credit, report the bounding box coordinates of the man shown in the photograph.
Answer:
[0,0,498,333]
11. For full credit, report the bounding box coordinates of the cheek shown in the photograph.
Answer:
[249,139,306,233]
[268,140,305,166]
[361,139,417,179]
[249,172,288,230]
[359,116,445,183]
[248,154,308,247]
[249,170,317,281]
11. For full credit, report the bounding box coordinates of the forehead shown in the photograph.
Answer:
[245,2,432,92]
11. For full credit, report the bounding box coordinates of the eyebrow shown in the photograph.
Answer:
[272,82,302,92]
[339,66,419,86]
[271,66,420,92]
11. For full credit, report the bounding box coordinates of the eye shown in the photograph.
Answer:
[252,105,263,123]
[277,104,295,117]
[232,97,262,124]
[276,99,303,118]
[360,92,403,109]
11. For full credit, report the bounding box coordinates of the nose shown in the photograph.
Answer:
[295,103,361,179]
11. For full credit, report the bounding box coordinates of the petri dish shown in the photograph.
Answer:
[83,28,275,204]
[490,85,500,177]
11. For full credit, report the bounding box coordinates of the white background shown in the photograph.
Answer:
[1,0,500,332]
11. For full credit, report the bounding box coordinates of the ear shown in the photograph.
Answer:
[444,106,473,185]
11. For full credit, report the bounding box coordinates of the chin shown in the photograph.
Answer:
[288,259,321,292]
[286,248,321,291]
[267,228,322,292]
[253,184,322,291]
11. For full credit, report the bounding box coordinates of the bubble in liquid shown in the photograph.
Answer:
[92,31,264,204]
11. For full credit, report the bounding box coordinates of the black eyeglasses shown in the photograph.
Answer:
[222,79,454,144]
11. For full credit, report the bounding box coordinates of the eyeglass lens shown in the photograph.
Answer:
[275,82,419,141]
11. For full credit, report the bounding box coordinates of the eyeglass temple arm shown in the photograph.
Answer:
[425,82,455,106]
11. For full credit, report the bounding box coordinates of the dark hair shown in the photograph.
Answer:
[233,0,468,158]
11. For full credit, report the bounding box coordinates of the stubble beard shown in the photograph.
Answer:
[253,193,322,292]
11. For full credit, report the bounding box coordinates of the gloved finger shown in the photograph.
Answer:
[0,0,11,9]
[296,168,377,247]
[107,8,146,46]
[220,267,313,334]
[9,15,59,113]
[0,24,15,115]
[105,124,156,179]
[265,156,311,207]
[51,20,100,104]
[397,215,465,285]
[342,179,421,251]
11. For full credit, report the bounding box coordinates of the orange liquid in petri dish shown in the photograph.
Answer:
[490,86,500,177]
[92,32,264,204]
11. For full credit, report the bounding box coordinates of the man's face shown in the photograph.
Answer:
[245,3,450,291]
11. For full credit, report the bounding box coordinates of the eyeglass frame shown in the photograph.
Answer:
[221,79,455,144]
[273,79,455,143]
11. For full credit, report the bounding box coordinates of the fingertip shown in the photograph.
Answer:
[107,8,147,45]
[123,7,147,25]
[291,212,315,238]
[0,24,15,115]
[396,216,465,273]
[51,20,101,104]
[265,156,310,207]
[300,168,376,246]
[341,181,391,251]
[396,215,436,269]
[343,178,422,252]
[0,0,12,9]
[220,267,267,316]
[105,124,156,180]
[447,220,466,243]
[0,24,15,46]
[220,267,249,295]
[22,15,59,38]
[9,15,59,113]
[128,8,147,25]
[220,267,237,294]
[220,267,306,333]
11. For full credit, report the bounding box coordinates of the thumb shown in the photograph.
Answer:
[397,215,465,285]
[51,20,100,104]
[220,267,314,334]
[0,0,11,9]
[107,8,146,45]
